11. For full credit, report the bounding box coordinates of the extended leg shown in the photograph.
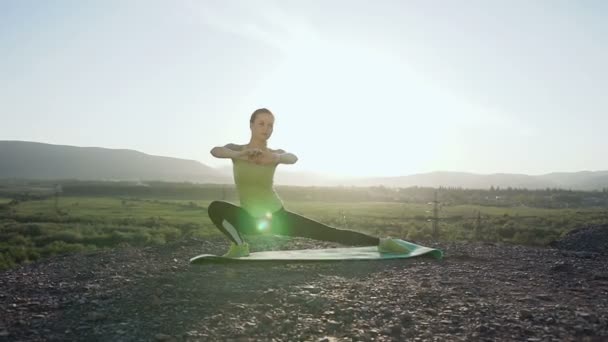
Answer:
[270,208,380,246]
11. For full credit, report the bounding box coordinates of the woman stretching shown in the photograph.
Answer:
[208,108,411,257]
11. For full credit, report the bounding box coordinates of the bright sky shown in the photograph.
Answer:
[1,0,607,178]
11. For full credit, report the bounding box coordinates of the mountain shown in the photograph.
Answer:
[348,172,546,189]
[0,140,230,183]
[540,171,608,191]
[1,140,607,190]
[346,171,608,190]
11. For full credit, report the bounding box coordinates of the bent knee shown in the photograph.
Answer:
[207,200,234,217]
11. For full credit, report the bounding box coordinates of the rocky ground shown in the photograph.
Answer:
[1,226,608,342]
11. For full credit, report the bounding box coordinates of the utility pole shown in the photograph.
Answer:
[475,210,482,241]
[340,209,347,227]
[428,190,441,240]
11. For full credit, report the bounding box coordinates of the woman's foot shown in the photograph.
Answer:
[378,238,412,254]
[222,242,250,258]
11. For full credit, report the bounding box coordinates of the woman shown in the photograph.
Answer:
[208,108,411,257]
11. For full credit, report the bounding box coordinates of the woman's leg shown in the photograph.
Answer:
[207,200,259,244]
[270,208,380,246]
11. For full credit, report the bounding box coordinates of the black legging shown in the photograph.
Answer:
[207,200,380,246]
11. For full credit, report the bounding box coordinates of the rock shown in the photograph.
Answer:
[535,294,552,301]
[388,324,402,336]
[424,308,437,316]
[85,311,106,321]
[477,323,490,333]
[574,251,597,259]
[550,262,573,272]
[317,337,338,342]
[592,273,608,281]
[327,320,340,327]
[399,312,414,327]
[154,333,173,341]
[575,311,598,323]
[260,314,273,325]
[300,285,322,294]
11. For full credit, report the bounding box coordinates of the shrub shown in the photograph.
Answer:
[8,234,30,246]
[497,223,516,239]
[41,241,88,256]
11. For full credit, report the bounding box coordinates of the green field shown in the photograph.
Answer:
[1,194,607,270]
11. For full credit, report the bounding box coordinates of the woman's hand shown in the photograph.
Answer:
[234,148,263,161]
[250,150,280,166]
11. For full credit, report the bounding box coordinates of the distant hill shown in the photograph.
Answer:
[1,140,607,190]
[0,141,230,183]
[347,171,608,191]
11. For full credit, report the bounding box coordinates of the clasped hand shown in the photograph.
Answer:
[237,148,279,165]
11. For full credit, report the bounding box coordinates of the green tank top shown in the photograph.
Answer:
[232,158,284,218]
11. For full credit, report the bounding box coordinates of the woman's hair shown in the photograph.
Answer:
[250,108,274,124]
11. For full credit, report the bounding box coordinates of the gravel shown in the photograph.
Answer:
[1,232,607,341]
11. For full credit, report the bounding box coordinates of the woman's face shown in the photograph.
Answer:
[250,113,274,141]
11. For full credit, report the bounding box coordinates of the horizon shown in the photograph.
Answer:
[1,1,607,178]
[3,139,608,180]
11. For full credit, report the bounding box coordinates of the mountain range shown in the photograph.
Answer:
[1,140,607,190]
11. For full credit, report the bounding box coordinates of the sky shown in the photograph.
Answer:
[1,0,607,178]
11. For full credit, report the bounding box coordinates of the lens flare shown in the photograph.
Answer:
[256,212,274,232]
[257,219,269,231]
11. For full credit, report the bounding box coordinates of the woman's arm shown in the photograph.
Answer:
[243,148,298,165]
[210,144,243,159]
[274,149,298,165]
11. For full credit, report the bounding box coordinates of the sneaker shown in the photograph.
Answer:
[378,238,412,254]
[222,242,250,258]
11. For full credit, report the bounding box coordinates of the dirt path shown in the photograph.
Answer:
[1,236,607,341]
